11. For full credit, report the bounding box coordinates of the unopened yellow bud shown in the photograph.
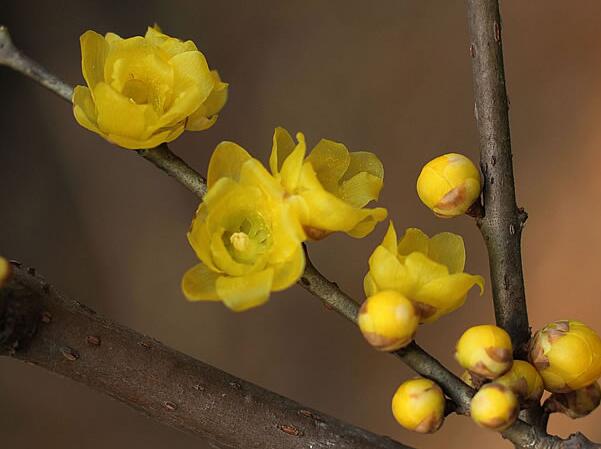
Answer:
[546,382,601,419]
[496,360,544,405]
[0,257,10,288]
[455,325,513,379]
[529,320,601,393]
[358,291,419,351]
[416,153,481,218]
[470,383,519,431]
[391,378,445,433]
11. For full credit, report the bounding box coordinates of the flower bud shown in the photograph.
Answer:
[496,360,544,405]
[391,378,445,433]
[358,291,419,351]
[455,325,513,379]
[0,257,10,288]
[470,383,519,431]
[416,153,481,218]
[546,382,601,419]
[529,320,601,393]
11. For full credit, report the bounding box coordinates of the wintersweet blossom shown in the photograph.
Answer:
[73,26,227,149]
[364,222,484,323]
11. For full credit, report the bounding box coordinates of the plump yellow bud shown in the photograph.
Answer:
[546,382,601,419]
[470,383,519,431]
[529,320,601,393]
[416,153,481,218]
[456,325,513,379]
[496,360,544,405]
[358,291,419,351]
[0,257,11,288]
[73,26,227,149]
[391,378,445,433]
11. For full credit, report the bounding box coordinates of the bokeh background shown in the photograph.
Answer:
[1,1,600,448]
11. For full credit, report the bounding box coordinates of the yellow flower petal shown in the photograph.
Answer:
[188,217,220,272]
[72,86,100,133]
[414,273,485,323]
[363,272,379,297]
[428,232,466,274]
[207,141,252,189]
[343,151,384,181]
[186,71,228,131]
[104,32,123,44]
[144,26,199,56]
[305,138,350,193]
[381,222,399,254]
[339,172,383,208]
[272,245,305,291]
[269,127,296,175]
[80,30,109,89]
[182,263,220,301]
[346,208,388,238]
[404,252,449,286]
[368,246,414,293]
[239,158,285,200]
[216,269,274,311]
[397,228,429,257]
[279,133,306,192]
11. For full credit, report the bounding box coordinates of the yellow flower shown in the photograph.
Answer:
[417,153,481,217]
[73,26,227,149]
[0,257,10,288]
[270,127,387,239]
[391,378,445,433]
[455,325,513,380]
[182,142,305,311]
[364,222,484,323]
[496,360,544,405]
[358,290,419,351]
[546,382,601,419]
[529,320,601,393]
[470,383,519,431]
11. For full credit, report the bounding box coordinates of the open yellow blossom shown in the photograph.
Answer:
[73,26,227,149]
[182,143,305,311]
[270,127,387,239]
[364,222,484,323]
[0,257,10,288]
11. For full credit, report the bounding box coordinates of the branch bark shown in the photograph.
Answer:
[0,263,413,449]
[466,0,531,358]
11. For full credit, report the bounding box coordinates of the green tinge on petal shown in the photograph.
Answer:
[270,127,296,175]
[342,151,384,182]
[181,263,220,301]
[207,141,252,189]
[271,246,305,291]
[347,207,388,238]
[305,138,350,193]
[397,228,429,257]
[80,30,109,89]
[209,228,256,277]
[428,232,466,274]
[279,133,307,192]
[339,172,383,208]
[216,269,274,311]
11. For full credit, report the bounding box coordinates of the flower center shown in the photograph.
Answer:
[122,78,150,104]
[230,232,250,252]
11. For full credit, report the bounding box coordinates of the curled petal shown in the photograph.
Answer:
[397,228,429,257]
[272,246,305,291]
[207,142,252,188]
[305,138,350,193]
[270,127,296,175]
[428,232,466,274]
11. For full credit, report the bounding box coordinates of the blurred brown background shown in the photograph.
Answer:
[1,1,600,448]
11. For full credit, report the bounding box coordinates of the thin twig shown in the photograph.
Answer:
[465,0,531,358]
[0,263,414,449]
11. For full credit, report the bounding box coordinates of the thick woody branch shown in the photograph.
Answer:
[466,0,531,358]
[0,263,413,449]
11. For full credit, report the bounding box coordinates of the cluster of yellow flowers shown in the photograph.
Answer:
[71,27,601,437]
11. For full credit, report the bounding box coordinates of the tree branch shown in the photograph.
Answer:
[0,263,414,449]
[466,0,531,358]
